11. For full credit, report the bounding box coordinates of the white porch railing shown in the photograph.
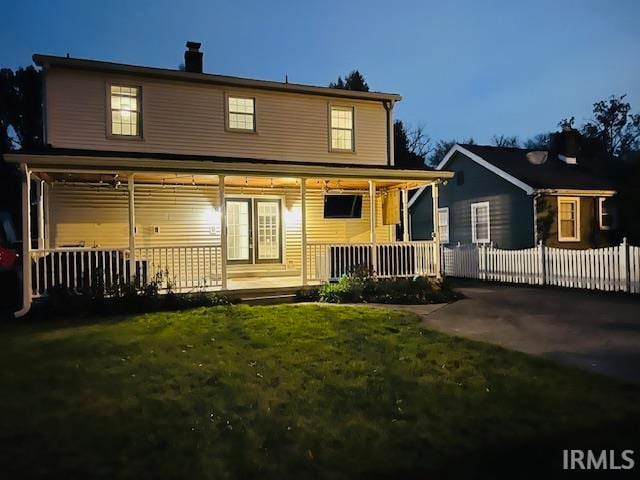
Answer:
[306,241,437,282]
[31,247,130,298]
[134,245,222,292]
[31,245,223,297]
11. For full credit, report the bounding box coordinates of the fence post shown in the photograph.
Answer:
[478,244,485,280]
[620,237,629,292]
[537,241,545,286]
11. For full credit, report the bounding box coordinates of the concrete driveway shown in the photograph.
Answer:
[411,281,640,382]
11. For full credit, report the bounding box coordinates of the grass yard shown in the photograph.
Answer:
[1,304,639,479]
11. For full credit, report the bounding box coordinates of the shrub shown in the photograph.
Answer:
[318,275,460,305]
[38,269,231,320]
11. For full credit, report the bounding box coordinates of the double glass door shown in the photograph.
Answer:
[226,198,281,264]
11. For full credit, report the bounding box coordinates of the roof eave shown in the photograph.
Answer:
[5,152,453,182]
[33,54,402,103]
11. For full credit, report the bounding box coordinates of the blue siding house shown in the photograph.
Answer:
[409,133,618,250]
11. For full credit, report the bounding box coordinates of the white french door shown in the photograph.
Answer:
[226,198,282,264]
[226,199,252,263]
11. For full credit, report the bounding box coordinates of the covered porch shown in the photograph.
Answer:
[11,153,452,310]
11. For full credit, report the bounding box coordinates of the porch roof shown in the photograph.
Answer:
[6,150,454,187]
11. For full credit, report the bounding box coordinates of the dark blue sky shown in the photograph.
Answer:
[3,0,639,144]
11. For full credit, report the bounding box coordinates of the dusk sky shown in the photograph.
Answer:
[3,0,639,145]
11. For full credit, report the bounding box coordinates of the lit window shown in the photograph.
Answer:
[599,197,614,230]
[110,85,141,137]
[558,197,580,241]
[228,96,255,131]
[471,202,490,243]
[438,207,449,243]
[330,106,354,151]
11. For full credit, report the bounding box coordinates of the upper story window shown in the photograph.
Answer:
[330,106,354,151]
[558,197,580,241]
[227,96,256,131]
[471,201,490,244]
[110,85,141,137]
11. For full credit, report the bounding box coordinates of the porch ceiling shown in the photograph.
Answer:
[35,171,434,191]
[11,152,454,187]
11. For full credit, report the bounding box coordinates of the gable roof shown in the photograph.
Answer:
[409,143,616,208]
[33,54,402,103]
[457,144,615,191]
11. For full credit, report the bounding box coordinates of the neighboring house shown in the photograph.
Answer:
[6,42,452,316]
[409,131,617,250]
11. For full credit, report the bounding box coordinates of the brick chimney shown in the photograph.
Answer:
[184,41,203,73]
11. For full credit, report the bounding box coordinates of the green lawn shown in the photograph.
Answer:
[1,305,639,479]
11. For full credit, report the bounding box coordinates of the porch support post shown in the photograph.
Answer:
[431,181,441,279]
[402,187,410,242]
[219,175,228,290]
[15,164,32,318]
[36,180,45,250]
[369,180,377,274]
[127,174,136,284]
[300,178,307,285]
[44,182,51,248]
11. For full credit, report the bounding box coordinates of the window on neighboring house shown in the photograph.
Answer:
[438,207,449,243]
[110,85,141,137]
[471,201,490,243]
[330,106,354,151]
[599,197,614,230]
[227,96,256,131]
[558,197,580,241]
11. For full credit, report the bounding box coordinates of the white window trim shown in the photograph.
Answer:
[225,93,257,133]
[557,196,581,242]
[598,197,612,230]
[471,201,490,244]
[328,104,356,153]
[438,207,449,244]
[106,82,143,140]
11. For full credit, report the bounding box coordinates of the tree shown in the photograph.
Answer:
[524,133,552,150]
[491,134,520,148]
[581,95,640,158]
[329,70,369,92]
[0,66,43,151]
[394,120,432,169]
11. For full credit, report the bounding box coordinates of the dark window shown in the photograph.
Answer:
[323,195,363,218]
[456,171,465,185]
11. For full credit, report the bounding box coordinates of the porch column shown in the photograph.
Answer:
[127,175,136,283]
[44,182,51,248]
[369,180,377,274]
[219,175,228,290]
[402,187,410,242]
[15,164,32,317]
[300,178,307,285]
[431,181,441,279]
[36,180,45,250]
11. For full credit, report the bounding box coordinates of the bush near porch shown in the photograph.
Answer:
[316,270,461,304]
[1,304,639,479]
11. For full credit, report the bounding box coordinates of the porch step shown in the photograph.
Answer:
[224,286,303,305]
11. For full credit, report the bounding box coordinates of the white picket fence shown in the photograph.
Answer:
[442,239,640,294]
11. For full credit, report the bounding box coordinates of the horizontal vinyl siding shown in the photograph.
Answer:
[46,69,388,165]
[48,184,391,275]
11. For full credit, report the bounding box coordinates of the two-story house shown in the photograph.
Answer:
[7,42,453,316]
